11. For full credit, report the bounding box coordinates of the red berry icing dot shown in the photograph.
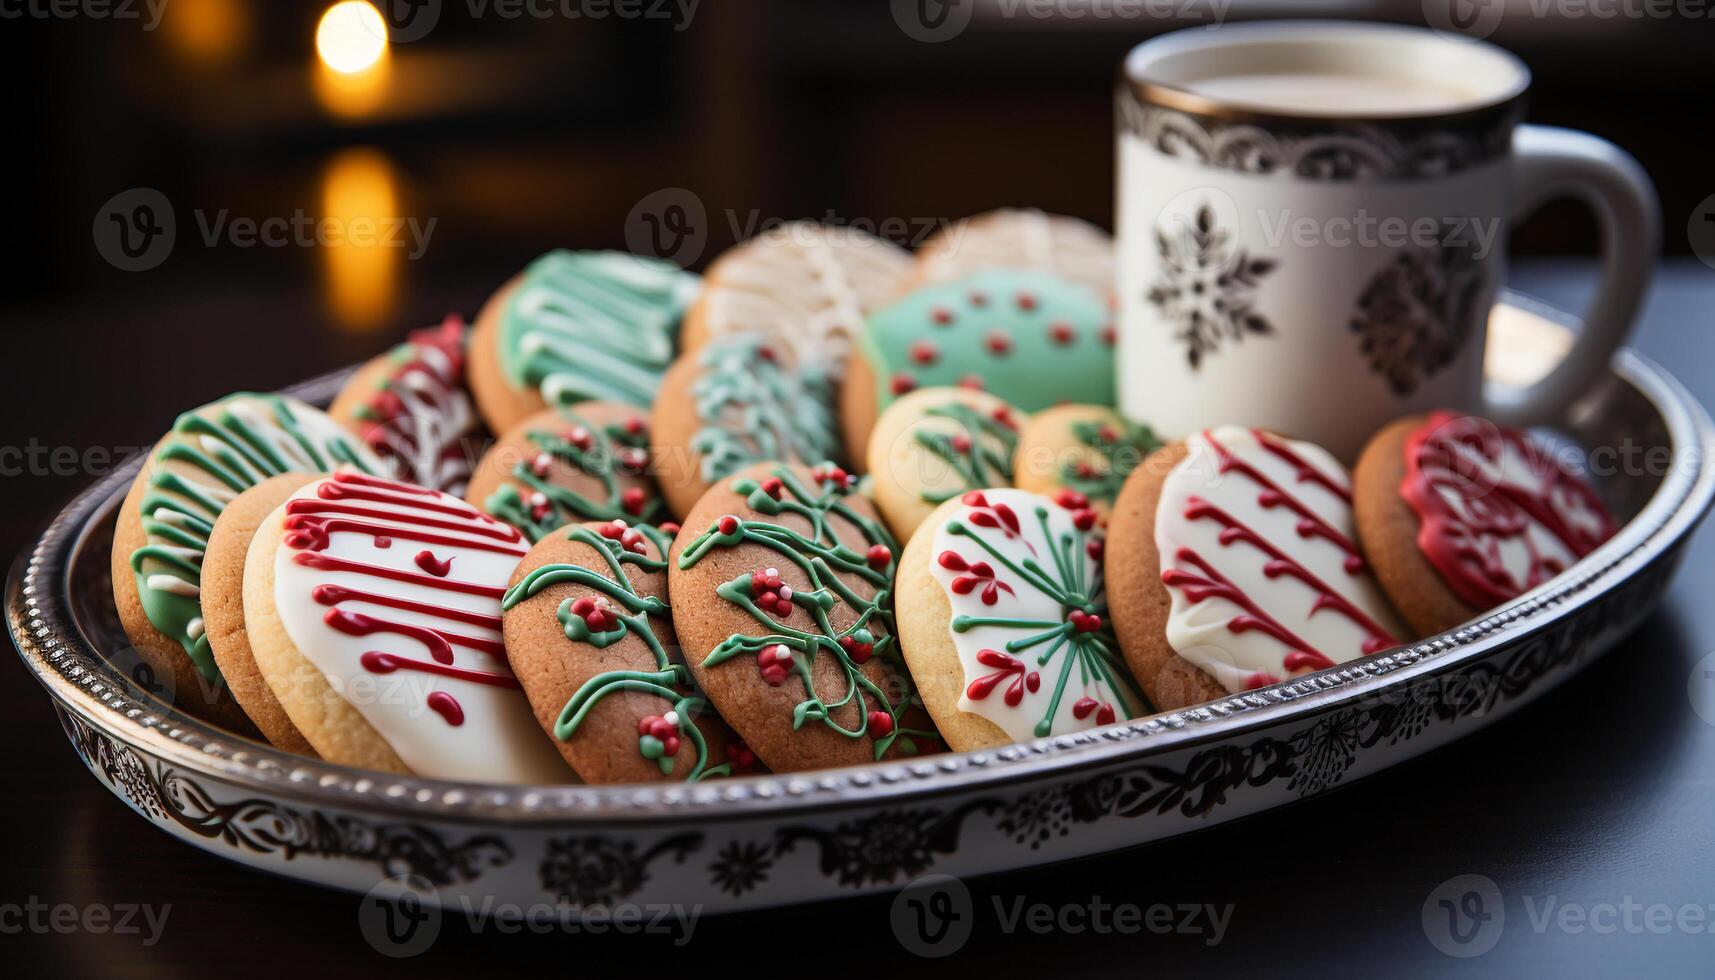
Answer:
[930,306,955,326]
[867,710,894,738]
[866,544,892,569]
[718,515,740,536]
[909,340,939,366]
[984,331,1012,356]
[621,487,648,515]
[1048,321,1075,345]
[1015,291,1038,312]
[968,290,989,307]
[890,373,916,396]
[958,375,985,391]
[1100,324,1117,346]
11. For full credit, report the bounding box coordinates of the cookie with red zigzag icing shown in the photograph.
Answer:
[243,470,571,782]
[1107,427,1408,710]
[1353,411,1618,636]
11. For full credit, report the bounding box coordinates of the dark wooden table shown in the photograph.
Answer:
[5,260,1713,976]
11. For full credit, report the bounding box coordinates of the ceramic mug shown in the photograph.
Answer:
[1115,20,1659,459]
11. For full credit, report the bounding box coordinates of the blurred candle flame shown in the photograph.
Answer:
[314,1,390,116]
[163,0,248,68]
[321,148,400,333]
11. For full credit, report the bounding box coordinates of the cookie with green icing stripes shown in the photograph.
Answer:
[840,269,1116,471]
[651,332,844,519]
[669,462,942,772]
[110,392,382,728]
[502,520,753,782]
[1013,404,1161,517]
[865,386,1025,545]
[470,250,700,435]
[467,403,665,543]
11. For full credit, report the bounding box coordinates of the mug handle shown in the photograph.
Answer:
[1482,124,1660,425]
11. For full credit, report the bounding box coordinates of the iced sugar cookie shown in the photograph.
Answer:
[201,472,323,755]
[669,462,941,772]
[651,332,844,519]
[865,386,1022,544]
[896,489,1147,750]
[111,392,383,728]
[907,208,1115,300]
[243,470,570,781]
[1354,411,1618,636]
[680,221,911,368]
[842,269,1114,469]
[501,520,750,782]
[1013,405,1160,516]
[469,250,700,434]
[1107,427,1408,710]
[467,403,663,543]
[328,314,480,495]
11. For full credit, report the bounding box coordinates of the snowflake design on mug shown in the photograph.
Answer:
[1145,204,1277,369]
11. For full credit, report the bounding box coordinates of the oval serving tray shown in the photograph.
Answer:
[10,295,1714,913]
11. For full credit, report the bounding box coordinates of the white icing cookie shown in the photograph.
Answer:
[910,208,1115,301]
[687,221,912,368]
[269,471,567,781]
[1155,426,1406,692]
[927,489,1146,741]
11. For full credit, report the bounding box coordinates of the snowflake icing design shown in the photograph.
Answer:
[1350,234,1485,395]
[930,489,1148,740]
[1146,204,1277,369]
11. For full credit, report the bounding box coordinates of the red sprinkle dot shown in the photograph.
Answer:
[958,375,985,391]
[621,487,647,515]
[866,544,892,569]
[1015,291,1038,312]
[1100,324,1117,346]
[890,374,916,396]
[760,476,783,499]
[909,340,939,366]
[718,515,740,535]
[969,290,989,308]
[984,332,1012,355]
[1048,321,1075,345]
[867,711,895,738]
[930,306,955,326]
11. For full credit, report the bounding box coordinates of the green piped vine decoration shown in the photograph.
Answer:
[912,401,1021,504]
[484,408,663,543]
[1061,417,1161,505]
[502,522,727,781]
[676,466,938,759]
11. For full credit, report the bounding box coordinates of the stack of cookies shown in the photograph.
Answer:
[112,209,1619,784]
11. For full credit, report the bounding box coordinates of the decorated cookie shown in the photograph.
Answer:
[1354,411,1618,636]
[328,314,480,496]
[680,221,912,367]
[1107,427,1407,710]
[202,472,323,755]
[501,520,752,782]
[111,392,383,729]
[842,269,1114,468]
[242,470,570,781]
[1013,405,1160,516]
[468,250,700,434]
[908,208,1115,300]
[467,403,663,543]
[651,332,844,519]
[896,489,1147,750]
[865,386,1023,544]
[669,462,941,772]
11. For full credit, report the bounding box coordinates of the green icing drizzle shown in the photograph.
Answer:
[499,250,700,409]
[130,393,376,683]
[483,407,663,543]
[1061,416,1161,506]
[677,466,937,759]
[912,401,1020,504]
[861,268,1114,415]
[947,503,1146,737]
[690,333,843,485]
[502,523,728,781]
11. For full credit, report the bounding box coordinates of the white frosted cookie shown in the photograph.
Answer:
[243,470,571,782]
[681,221,912,368]
[908,208,1115,301]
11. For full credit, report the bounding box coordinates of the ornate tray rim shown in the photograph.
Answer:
[11,296,1714,827]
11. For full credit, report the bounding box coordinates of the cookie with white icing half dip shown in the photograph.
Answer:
[328,314,481,496]
[111,392,384,731]
[896,488,1148,750]
[1106,427,1409,711]
[242,470,572,782]
[679,220,912,368]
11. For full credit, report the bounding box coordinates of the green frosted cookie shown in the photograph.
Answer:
[498,250,701,410]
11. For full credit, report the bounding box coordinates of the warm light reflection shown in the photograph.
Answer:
[321,148,400,333]
[316,1,388,74]
[162,0,248,67]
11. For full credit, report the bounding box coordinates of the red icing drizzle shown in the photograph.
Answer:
[358,315,473,491]
[1160,430,1398,680]
[1401,411,1617,608]
[287,471,525,723]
